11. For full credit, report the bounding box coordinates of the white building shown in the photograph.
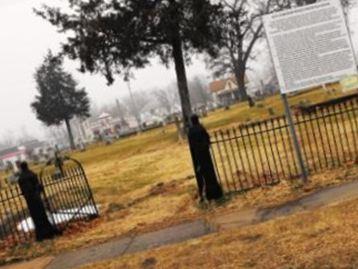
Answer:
[72,113,140,142]
[209,76,255,106]
[140,111,165,126]
[0,140,49,170]
[0,147,27,170]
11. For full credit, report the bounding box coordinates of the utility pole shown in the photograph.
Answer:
[127,81,142,131]
[115,99,124,121]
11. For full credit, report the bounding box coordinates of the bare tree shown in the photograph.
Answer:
[208,0,275,107]
[0,128,37,149]
[189,76,213,109]
[260,70,279,96]
[90,102,101,119]
[115,99,128,121]
[45,125,68,148]
[98,101,127,120]
[153,83,186,140]
[209,0,354,108]
[17,126,36,145]
[153,84,180,115]
[123,90,151,128]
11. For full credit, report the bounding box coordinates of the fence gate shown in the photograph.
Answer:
[210,94,358,193]
[0,157,98,246]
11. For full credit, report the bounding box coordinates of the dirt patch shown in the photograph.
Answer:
[141,257,157,269]
[237,234,263,243]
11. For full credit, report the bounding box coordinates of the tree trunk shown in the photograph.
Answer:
[135,116,142,133]
[235,67,255,107]
[171,28,220,199]
[79,120,87,142]
[171,35,193,135]
[174,116,185,141]
[64,118,76,150]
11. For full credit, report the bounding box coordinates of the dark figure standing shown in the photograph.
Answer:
[18,162,58,241]
[54,150,65,178]
[188,115,223,201]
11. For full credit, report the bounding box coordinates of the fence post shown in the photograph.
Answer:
[282,93,308,183]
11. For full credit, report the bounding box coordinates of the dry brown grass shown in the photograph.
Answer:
[3,163,357,264]
[0,88,355,264]
[80,192,358,269]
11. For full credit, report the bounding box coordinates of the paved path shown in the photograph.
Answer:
[3,180,358,269]
[212,180,358,230]
[47,220,213,269]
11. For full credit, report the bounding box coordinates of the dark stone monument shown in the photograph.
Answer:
[18,162,59,241]
[188,115,223,201]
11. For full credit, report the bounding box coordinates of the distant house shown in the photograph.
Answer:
[0,146,27,170]
[209,76,254,106]
[140,111,165,126]
[72,113,139,142]
[0,140,49,170]
[93,112,116,136]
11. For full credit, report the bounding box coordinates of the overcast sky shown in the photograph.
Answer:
[0,0,357,141]
[0,0,209,141]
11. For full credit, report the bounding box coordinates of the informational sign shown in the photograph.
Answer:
[340,74,358,92]
[263,0,358,94]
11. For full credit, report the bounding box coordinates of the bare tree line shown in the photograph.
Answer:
[1,0,355,148]
[0,127,37,149]
[207,0,355,107]
[90,76,212,124]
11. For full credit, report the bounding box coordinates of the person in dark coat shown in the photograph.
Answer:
[18,161,58,241]
[188,115,223,201]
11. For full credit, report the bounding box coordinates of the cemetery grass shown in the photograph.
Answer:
[2,88,357,263]
[79,196,358,269]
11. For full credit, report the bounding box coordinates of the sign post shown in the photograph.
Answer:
[281,93,308,182]
[263,0,358,183]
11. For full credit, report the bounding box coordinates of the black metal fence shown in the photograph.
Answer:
[210,95,358,193]
[0,158,98,245]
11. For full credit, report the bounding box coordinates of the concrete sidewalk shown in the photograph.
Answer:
[47,220,213,269]
[4,180,358,269]
[212,180,358,230]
